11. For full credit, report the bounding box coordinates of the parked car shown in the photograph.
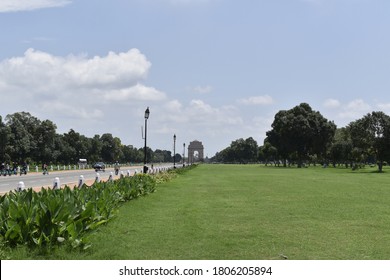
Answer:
[93,162,105,172]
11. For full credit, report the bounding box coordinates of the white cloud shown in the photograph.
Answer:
[249,115,274,138]
[68,50,151,88]
[0,0,71,12]
[103,84,166,102]
[40,101,104,119]
[376,103,390,117]
[0,48,164,125]
[189,99,215,114]
[185,100,243,128]
[0,49,247,156]
[139,98,246,155]
[377,103,390,111]
[0,48,153,96]
[238,95,274,105]
[155,99,242,131]
[322,99,390,128]
[338,99,372,119]
[323,98,341,109]
[164,100,183,111]
[346,99,371,111]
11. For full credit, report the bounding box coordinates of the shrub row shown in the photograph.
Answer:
[0,174,156,250]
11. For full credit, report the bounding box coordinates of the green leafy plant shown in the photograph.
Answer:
[0,173,157,251]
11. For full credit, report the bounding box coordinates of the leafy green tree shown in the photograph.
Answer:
[266,110,295,166]
[231,137,258,163]
[122,145,142,163]
[0,116,11,162]
[266,103,336,167]
[89,135,103,163]
[329,128,353,167]
[113,136,124,161]
[153,149,164,162]
[259,141,278,165]
[5,112,40,163]
[212,148,229,163]
[153,149,172,163]
[348,111,390,172]
[174,153,182,163]
[1,111,181,166]
[212,137,258,163]
[140,147,153,164]
[100,133,120,163]
[35,119,57,163]
[59,131,78,164]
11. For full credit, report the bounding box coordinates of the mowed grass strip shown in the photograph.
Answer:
[11,164,390,259]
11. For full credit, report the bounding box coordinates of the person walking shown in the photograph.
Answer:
[42,163,49,175]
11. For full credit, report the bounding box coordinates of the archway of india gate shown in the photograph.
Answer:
[187,140,204,163]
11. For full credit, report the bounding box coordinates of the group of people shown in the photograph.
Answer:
[0,162,28,176]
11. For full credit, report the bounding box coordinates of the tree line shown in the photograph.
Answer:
[212,103,390,172]
[0,112,177,166]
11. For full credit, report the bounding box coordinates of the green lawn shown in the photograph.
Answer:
[7,164,390,259]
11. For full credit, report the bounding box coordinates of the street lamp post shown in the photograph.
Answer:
[183,143,185,167]
[173,134,176,169]
[143,107,150,174]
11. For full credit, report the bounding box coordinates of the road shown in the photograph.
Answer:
[0,164,173,194]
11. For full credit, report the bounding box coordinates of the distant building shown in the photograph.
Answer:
[188,140,204,163]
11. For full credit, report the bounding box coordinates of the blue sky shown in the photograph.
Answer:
[1,0,390,157]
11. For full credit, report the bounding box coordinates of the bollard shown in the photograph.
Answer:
[127,170,131,177]
[95,173,101,183]
[108,172,113,182]
[51,165,53,171]
[78,175,84,188]
[120,171,124,178]
[17,181,25,192]
[35,166,38,172]
[53,177,60,190]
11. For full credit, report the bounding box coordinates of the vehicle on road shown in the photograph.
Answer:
[93,162,106,172]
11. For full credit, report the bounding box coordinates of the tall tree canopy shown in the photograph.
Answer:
[0,116,11,162]
[259,140,278,165]
[266,103,336,167]
[329,128,353,168]
[348,111,390,172]
[5,112,45,163]
[213,137,258,163]
[0,112,172,165]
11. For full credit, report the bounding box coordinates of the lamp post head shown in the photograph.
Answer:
[144,107,150,119]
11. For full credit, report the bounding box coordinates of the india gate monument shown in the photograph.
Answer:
[187,140,204,163]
